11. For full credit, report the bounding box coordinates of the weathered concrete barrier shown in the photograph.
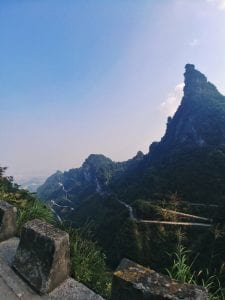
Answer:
[111,258,208,300]
[0,200,17,242]
[13,219,70,294]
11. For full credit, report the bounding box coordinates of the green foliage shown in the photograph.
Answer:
[67,226,112,299]
[17,200,55,234]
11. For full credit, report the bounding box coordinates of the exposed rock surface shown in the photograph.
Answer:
[0,237,46,300]
[111,258,208,300]
[13,219,70,293]
[0,200,17,242]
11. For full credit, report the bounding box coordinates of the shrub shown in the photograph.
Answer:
[17,200,55,234]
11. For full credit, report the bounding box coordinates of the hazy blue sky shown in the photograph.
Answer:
[1,0,225,180]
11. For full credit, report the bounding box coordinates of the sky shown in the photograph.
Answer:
[1,0,225,181]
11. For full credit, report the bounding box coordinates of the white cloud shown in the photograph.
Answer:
[159,83,184,116]
[189,38,200,47]
[218,0,225,9]
[206,0,225,10]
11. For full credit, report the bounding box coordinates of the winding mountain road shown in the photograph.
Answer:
[140,220,211,227]
[119,201,136,221]
[51,200,74,210]
[159,208,212,222]
[119,201,212,228]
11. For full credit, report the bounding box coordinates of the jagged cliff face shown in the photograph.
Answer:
[150,64,225,159]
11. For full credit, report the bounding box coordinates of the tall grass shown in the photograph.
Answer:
[67,226,112,299]
[166,244,195,283]
[166,244,225,300]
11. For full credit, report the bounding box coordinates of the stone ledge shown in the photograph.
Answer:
[111,258,208,300]
[13,219,70,294]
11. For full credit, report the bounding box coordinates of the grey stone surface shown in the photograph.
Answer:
[0,237,46,300]
[49,278,104,300]
[13,219,70,294]
[0,237,105,300]
[111,258,208,300]
[0,276,19,300]
[0,200,17,242]
[0,236,19,265]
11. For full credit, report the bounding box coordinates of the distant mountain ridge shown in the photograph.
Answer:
[37,152,144,207]
[38,64,225,210]
[18,176,46,193]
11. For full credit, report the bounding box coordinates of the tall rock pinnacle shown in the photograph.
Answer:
[184,64,208,97]
[150,64,225,156]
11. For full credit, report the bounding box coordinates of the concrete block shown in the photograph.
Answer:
[0,200,17,242]
[13,219,70,294]
[111,258,208,300]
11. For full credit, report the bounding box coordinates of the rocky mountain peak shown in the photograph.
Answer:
[183,64,218,98]
[133,151,144,161]
[184,64,207,86]
[83,154,113,169]
[184,64,205,96]
[150,64,225,155]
